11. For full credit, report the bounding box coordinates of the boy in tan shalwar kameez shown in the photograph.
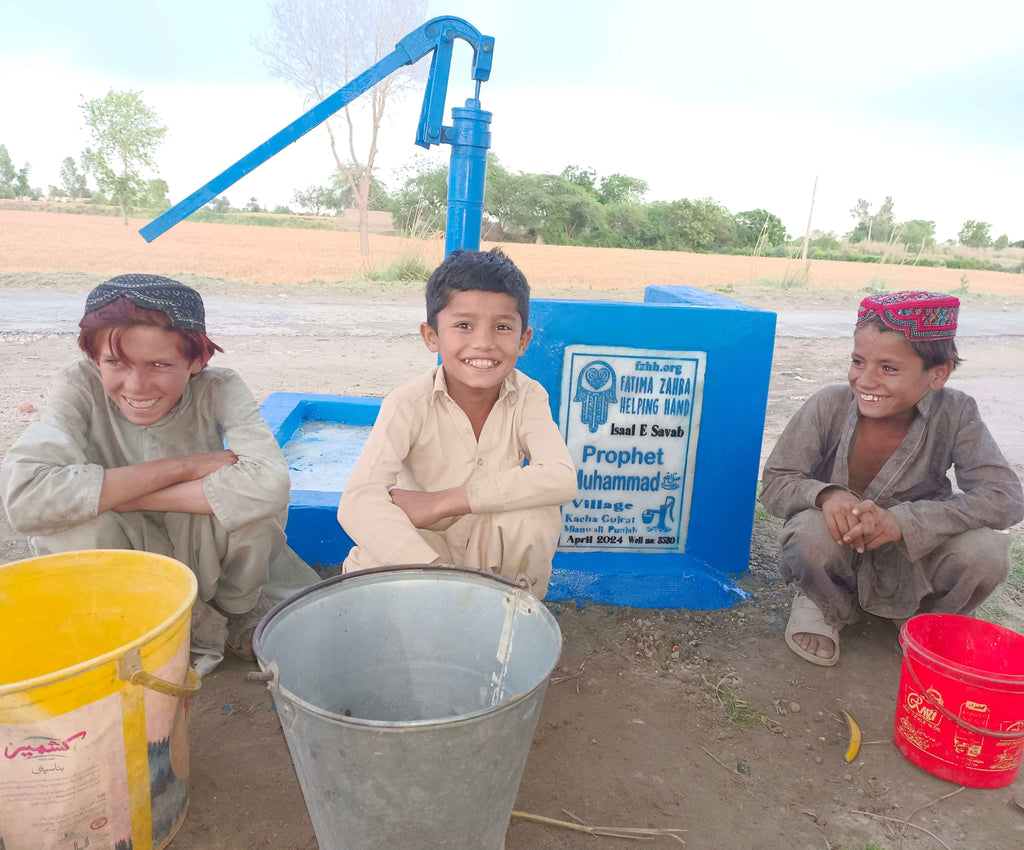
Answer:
[337,249,577,598]
[1,275,318,672]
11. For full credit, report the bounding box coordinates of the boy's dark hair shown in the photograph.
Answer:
[862,315,962,370]
[425,247,530,330]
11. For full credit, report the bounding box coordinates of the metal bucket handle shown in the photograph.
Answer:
[118,646,201,698]
[903,651,1024,740]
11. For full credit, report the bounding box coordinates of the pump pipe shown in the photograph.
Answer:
[139,16,494,255]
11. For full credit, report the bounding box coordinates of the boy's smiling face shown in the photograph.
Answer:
[421,289,532,406]
[96,325,203,425]
[848,323,951,425]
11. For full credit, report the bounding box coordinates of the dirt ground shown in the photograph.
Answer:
[2,209,1024,849]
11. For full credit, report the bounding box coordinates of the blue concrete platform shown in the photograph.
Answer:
[261,288,776,611]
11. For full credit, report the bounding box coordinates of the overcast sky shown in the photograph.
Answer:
[3,0,1021,243]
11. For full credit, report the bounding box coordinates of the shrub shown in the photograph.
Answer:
[364,254,433,283]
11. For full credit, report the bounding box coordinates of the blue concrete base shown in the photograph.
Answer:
[260,289,774,611]
[262,392,381,574]
[261,390,751,610]
[549,552,749,609]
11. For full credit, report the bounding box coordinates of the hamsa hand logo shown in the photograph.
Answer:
[574,360,617,433]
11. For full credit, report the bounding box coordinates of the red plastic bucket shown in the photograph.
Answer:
[895,614,1024,788]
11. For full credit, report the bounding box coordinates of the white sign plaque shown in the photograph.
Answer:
[558,345,706,552]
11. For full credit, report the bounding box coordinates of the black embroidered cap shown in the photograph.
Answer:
[84,274,207,333]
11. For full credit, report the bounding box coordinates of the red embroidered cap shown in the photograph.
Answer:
[856,291,959,340]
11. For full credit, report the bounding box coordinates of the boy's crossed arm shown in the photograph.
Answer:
[388,486,470,529]
[101,449,238,515]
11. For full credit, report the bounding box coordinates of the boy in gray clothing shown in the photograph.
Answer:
[761,291,1023,665]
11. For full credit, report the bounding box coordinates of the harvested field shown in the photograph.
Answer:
[3,207,1022,296]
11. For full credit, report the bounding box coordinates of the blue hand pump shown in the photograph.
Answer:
[139,16,494,257]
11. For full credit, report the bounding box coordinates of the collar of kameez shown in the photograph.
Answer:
[433,366,518,403]
[857,290,958,340]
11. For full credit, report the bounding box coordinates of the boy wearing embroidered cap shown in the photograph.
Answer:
[760,291,1023,666]
[0,274,318,670]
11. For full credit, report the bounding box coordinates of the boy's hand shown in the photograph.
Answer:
[390,486,469,528]
[817,488,862,543]
[184,449,238,480]
[842,500,902,553]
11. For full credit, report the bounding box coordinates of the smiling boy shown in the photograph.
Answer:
[337,248,577,597]
[1,274,318,669]
[760,291,1023,665]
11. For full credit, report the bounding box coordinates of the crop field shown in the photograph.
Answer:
[2,207,1022,297]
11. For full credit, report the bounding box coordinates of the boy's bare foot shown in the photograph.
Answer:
[790,630,836,660]
[221,594,276,662]
[785,593,841,666]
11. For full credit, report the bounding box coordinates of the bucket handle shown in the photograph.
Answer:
[903,653,1024,741]
[118,647,202,699]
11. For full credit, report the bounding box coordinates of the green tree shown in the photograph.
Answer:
[390,156,448,237]
[993,234,1010,250]
[255,0,428,257]
[140,178,170,210]
[81,89,167,224]
[0,144,35,199]
[545,175,605,243]
[292,184,340,215]
[59,156,89,199]
[207,195,232,213]
[848,196,897,243]
[958,219,992,248]
[560,165,599,197]
[809,230,840,252]
[897,219,936,250]
[734,209,788,251]
[0,144,15,197]
[658,197,732,252]
[848,198,873,242]
[597,201,656,248]
[872,196,896,244]
[597,173,648,205]
[330,167,389,211]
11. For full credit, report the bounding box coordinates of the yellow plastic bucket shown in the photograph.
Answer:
[1,550,199,850]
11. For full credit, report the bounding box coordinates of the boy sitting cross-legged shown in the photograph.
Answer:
[337,248,577,598]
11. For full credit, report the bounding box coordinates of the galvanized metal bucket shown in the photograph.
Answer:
[253,565,562,850]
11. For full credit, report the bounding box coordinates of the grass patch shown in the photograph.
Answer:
[976,532,1024,632]
[703,674,768,730]
[750,270,807,290]
[1009,533,1024,591]
[752,481,776,524]
[860,276,889,294]
[363,254,433,283]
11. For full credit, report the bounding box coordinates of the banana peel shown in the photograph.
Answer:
[842,710,862,762]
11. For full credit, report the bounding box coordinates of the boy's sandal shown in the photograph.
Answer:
[223,595,276,662]
[785,593,840,667]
